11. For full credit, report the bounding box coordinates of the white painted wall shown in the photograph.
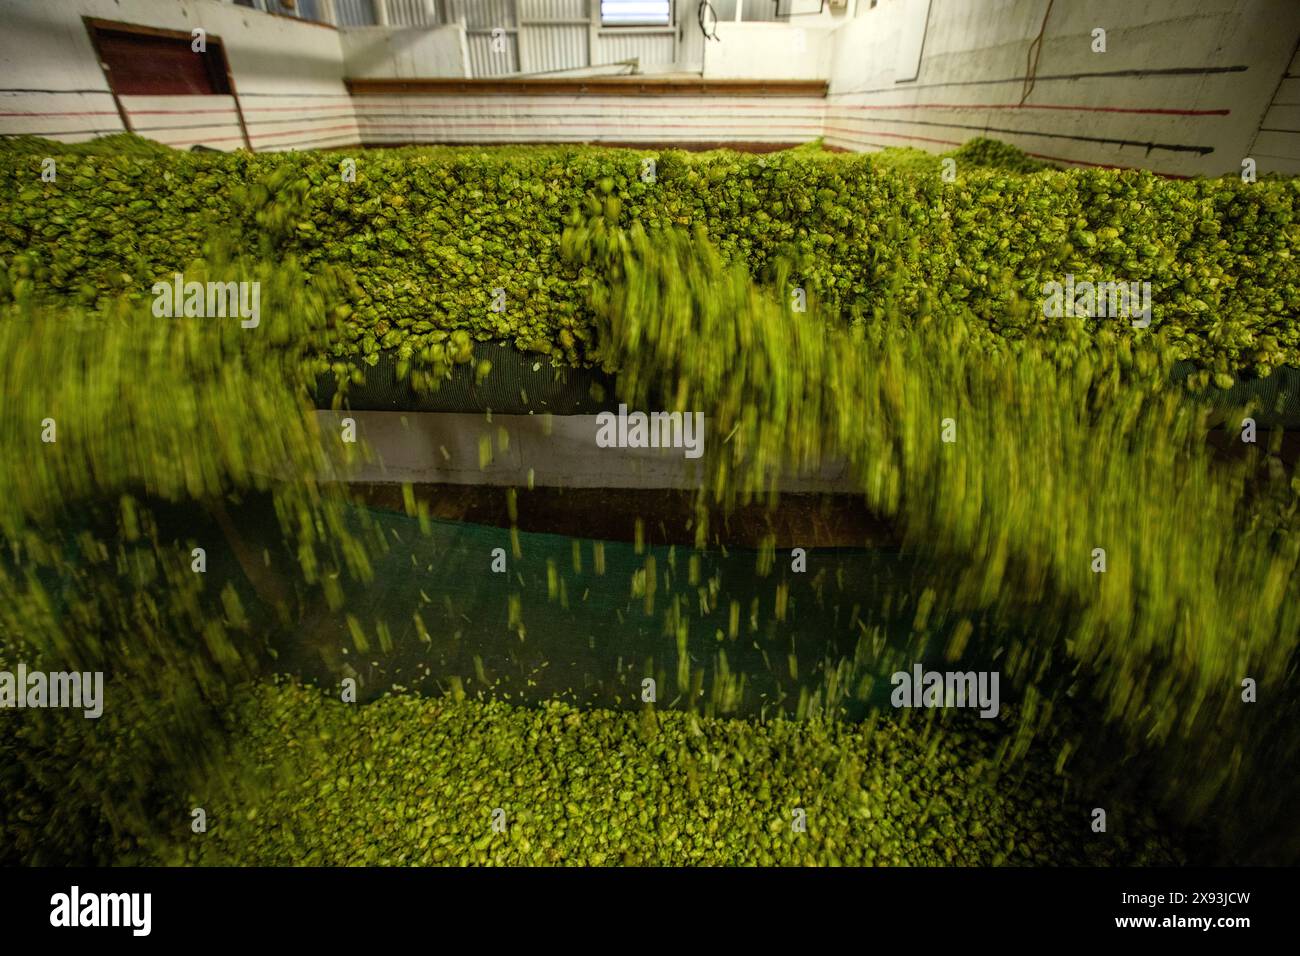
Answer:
[349,92,826,145]
[340,25,471,78]
[825,0,1300,177]
[0,0,359,150]
[117,94,243,151]
[828,0,929,88]
[1254,43,1300,174]
[703,21,833,80]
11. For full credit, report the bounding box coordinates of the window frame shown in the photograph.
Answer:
[599,0,674,29]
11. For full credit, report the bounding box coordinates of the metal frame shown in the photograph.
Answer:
[598,0,675,29]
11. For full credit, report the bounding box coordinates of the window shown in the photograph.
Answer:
[86,20,233,96]
[601,1,671,26]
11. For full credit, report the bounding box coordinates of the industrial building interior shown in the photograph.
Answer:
[0,0,1298,897]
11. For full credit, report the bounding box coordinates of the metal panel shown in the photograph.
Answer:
[450,0,518,29]
[519,24,588,73]
[594,30,674,66]
[334,0,378,26]
[523,0,589,19]
[385,0,438,25]
[467,32,521,75]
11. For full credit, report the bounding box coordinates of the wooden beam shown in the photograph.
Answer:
[85,16,198,43]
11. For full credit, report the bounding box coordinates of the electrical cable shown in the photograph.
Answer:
[699,1,720,41]
[1020,0,1054,106]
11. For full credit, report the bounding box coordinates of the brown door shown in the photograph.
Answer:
[87,21,233,96]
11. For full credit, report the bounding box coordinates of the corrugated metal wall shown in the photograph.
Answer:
[466,35,521,75]
[449,0,518,27]
[594,0,676,71]
[334,0,379,27]
[519,0,588,73]
[526,0,589,19]
[306,0,681,78]
[450,0,521,75]
[385,0,438,25]
[520,26,587,73]
[594,30,674,67]
[429,0,682,77]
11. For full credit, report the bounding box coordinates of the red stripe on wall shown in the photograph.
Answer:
[825,102,1229,116]
[155,123,360,146]
[239,103,359,112]
[0,110,124,118]
[1,106,351,118]
[354,119,824,132]
[126,108,239,116]
[348,98,824,111]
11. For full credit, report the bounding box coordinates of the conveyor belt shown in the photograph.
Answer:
[314,343,618,415]
[313,344,1300,428]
